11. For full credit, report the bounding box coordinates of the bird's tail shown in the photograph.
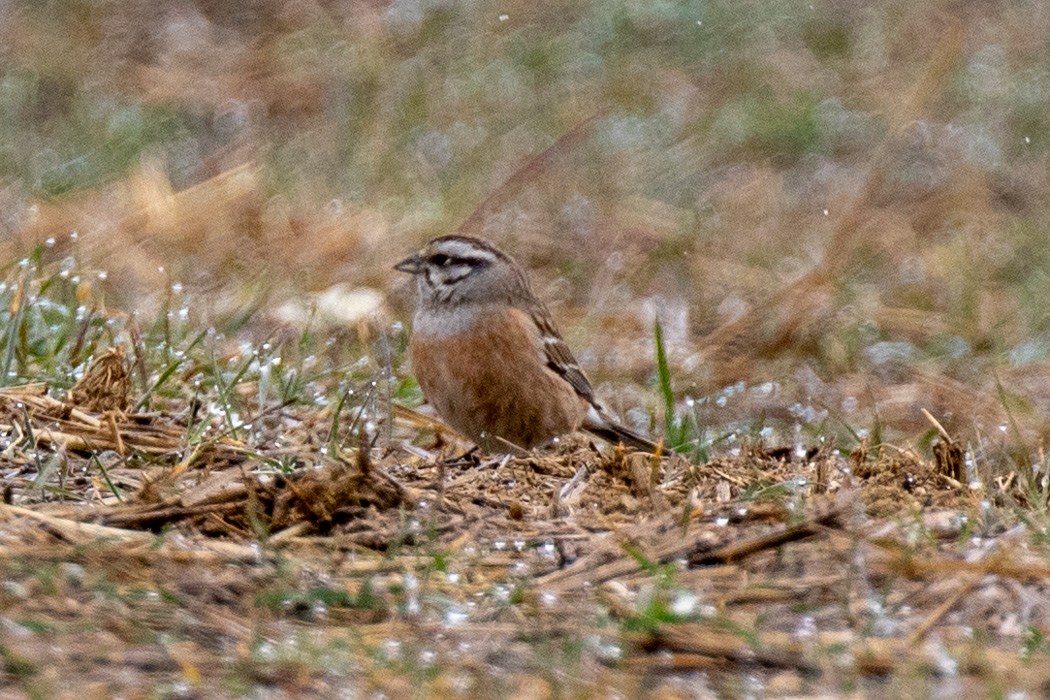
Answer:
[583,408,664,453]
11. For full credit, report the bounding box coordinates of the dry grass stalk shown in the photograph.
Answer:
[696,25,967,388]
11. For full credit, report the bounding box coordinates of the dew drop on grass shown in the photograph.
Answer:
[444,608,469,626]
[742,673,765,700]
[670,591,698,616]
[793,614,817,642]
[44,237,55,247]
[447,572,460,584]
[541,591,558,607]
[404,574,420,614]
[69,230,78,240]
[925,635,958,677]
[3,581,28,598]
[752,382,774,397]
[97,271,107,280]
[715,517,729,527]
[493,540,506,551]
[172,282,183,293]
[593,639,622,662]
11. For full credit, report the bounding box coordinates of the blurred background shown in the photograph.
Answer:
[2,0,1050,453]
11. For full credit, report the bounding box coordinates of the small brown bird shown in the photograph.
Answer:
[395,235,658,452]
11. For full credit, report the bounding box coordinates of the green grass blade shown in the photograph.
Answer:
[2,284,28,386]
[654,318,677,447]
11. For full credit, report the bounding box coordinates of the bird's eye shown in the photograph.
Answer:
[429,254,451,266]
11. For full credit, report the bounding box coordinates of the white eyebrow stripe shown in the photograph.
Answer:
[431,242,500,263]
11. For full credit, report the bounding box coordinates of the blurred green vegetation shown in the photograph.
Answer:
[0,0,922,200]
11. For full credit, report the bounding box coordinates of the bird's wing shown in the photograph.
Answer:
[526,301,598,405]
[521,301,661,453]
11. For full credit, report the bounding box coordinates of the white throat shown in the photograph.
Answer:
[412,304,488,338]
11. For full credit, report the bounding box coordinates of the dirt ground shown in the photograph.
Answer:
[0,363,1047,699]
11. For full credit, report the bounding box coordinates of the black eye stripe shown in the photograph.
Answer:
[427,254,490,269]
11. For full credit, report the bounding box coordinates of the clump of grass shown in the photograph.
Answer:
[0,245,402,504]
[619,541,698,633]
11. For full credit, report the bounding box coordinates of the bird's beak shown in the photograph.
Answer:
[394,253,424,275]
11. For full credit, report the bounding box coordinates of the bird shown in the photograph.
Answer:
[395,235,659,453]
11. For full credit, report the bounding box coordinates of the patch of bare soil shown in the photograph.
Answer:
[0,362,1047,698]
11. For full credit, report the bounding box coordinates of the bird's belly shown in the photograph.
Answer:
[410,308,584,449]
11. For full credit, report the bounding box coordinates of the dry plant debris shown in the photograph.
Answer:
[0,360,1046,697]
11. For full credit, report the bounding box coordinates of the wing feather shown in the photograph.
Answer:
[524,301,597,405]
